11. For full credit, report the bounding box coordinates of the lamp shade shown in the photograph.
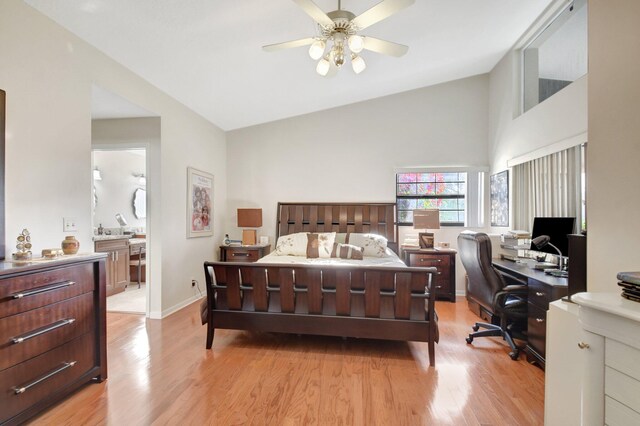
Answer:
[237,208,262,228]
[413,209,440,230]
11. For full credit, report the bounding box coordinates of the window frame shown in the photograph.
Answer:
[520,0,588,113]
[395,172,468,227]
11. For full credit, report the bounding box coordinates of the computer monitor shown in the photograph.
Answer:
[529,217,576,256]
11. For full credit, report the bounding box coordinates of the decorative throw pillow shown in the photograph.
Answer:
[330,243,364,260]
[346,233,388,257]
[274,232,309,256]
[306,232,336,258]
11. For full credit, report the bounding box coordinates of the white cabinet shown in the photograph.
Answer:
[573,293,640,425]
[544,300,584,425]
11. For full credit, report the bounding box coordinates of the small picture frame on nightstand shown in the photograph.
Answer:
[419,232,434,248]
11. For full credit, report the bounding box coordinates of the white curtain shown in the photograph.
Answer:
[512,145,582,232]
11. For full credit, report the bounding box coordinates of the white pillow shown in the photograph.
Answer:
[346,233,388,257]
[274,232,309,256]
[306,232,336,258]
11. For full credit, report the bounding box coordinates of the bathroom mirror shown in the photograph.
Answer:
[133,188,146,219]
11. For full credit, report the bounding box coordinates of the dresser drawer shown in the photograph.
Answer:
[0,263,95,319]
[0,332,96,424]
[606,339,640,382]
[0,292,95,371]
[226,249,260,262]
[527,302,547,358]
[606,366,640,413]
[409,255,450,293]
[409,253,450,271]
[528,279,554,310]
[606,396,640,426]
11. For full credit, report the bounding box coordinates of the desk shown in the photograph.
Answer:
[492,258,568,368]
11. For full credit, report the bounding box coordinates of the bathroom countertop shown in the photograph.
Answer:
[93,235,131,242]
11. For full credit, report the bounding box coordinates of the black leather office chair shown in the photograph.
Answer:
[457,231,528,360]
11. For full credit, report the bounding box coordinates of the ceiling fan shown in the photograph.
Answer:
[263,0,415,76]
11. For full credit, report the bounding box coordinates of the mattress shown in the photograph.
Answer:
[256,248,406,268]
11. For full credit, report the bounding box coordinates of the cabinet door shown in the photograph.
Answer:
[113,248,130,289]
[104,253,116,296]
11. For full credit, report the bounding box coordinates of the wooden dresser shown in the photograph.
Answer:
[0,254,107,425]
[403,248,457,302]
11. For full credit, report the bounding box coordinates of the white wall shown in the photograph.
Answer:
[0,0,227,318]
[587,0,640,292]
[227,75,490,294]
[93,149,146,230]
[488,53,587,176]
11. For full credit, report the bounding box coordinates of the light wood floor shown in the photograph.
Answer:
[31,297,544,425]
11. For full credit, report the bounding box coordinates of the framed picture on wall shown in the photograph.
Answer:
[187,167,213,238]
[490,170,509,227]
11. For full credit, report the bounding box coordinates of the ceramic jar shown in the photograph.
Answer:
[61,236,80,255]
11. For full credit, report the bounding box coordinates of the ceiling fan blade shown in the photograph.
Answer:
[263,37,317,52]
[292,0,335,27]
[351,0,415,31]
[362,36,409,57]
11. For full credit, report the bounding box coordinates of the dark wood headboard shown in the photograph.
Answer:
[276,202,398,251]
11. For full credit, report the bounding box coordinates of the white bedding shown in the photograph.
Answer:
[257,248,406,268]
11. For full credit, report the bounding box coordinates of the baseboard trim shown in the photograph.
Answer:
[161,294,205,319]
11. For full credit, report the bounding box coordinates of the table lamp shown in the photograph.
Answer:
[413,209,440,248]
[237,208,262,246]
[532,235,568,277]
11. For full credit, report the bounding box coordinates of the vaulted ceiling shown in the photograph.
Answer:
[25,0,553,130]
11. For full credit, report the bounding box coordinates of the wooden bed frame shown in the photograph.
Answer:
[203,202,439,365]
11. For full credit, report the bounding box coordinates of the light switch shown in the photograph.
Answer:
[63,217,78,232]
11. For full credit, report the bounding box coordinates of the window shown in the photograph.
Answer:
[522,0,587,112]
[396,172,467,226]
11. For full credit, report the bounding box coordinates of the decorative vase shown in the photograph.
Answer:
[61,236,80,255]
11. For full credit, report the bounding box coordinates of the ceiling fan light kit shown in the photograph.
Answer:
[264,0,414,77]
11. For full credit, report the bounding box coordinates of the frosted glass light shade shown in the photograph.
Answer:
[316,58,330,76]
[308,40,326,60]
[348,35,364,53]
[351,55,366,74]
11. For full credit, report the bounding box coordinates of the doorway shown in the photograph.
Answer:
[93,148,147,314]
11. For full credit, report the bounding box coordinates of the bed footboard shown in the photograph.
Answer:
[203,262,438,365]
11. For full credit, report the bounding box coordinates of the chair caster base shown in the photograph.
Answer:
[466,336,473,344]
[472,324,480,332]
[509,351,519,360]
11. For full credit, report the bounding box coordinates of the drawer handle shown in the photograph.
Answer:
[13,361,77,395]
[232,253,251,257]
[435,285,443,289]
[11,281,76,299]
[410,291,431,299]
[577,342,590,349]
[420,258,442,263]
[536,318,545,323]
[535,292,545,297]
[12,318,76,344]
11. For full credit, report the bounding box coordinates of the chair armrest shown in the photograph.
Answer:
[494,285,528,307]
[502,284,528,294]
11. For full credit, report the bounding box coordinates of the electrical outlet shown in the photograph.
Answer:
[63,217,78,232]
[191,279,196,287]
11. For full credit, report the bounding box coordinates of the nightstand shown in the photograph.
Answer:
[220,244,271,262]
[403,248,457,302]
